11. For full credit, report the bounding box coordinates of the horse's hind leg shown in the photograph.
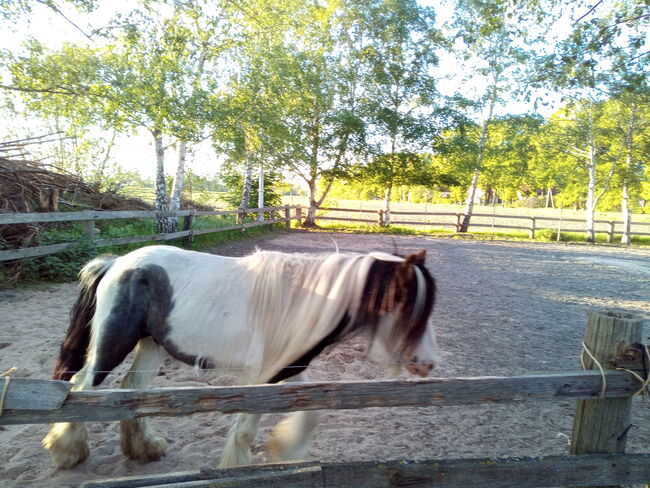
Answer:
[119,337,167,463]
[219,413,261,468]
[267,373,320,462]
[42,363,99,468]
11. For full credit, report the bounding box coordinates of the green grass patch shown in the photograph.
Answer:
[316,220,650,247]
[5,214,285,287]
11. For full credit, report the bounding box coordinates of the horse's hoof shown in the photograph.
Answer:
[42,424,90,468]
[122,434,167,463]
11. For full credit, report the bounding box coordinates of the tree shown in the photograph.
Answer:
[530,0,649,241]
[359,152,439,219]
[359,0,443,224]
[446,0,530,231]
[2,2,226,232]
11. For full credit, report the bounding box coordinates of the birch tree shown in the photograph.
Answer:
[531,0,648,241]
[360,0,442,225]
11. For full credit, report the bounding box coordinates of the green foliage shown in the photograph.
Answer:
[219,165,283,210]
[22,230,97,282]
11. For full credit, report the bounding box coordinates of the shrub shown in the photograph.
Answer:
[21,230,97,282]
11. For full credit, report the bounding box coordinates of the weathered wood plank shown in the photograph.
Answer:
[83,454,650,488]
[389,220,459,227]
[0,231,193,262]
[318,207,375,213]
[0,242,76,261]
[317,216,378,223]
[0,371,640,425]
[84,464,323,488]
[0,210,194,225]
[2,378,71,410]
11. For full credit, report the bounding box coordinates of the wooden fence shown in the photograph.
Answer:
[0,205,303,262]
[316,207,650,241]
[2,204,648,264]
[1,311,648,487]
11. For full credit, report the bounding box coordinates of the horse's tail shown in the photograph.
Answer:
[52,255,117,381]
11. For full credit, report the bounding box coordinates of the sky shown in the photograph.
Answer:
[0,0,570,180]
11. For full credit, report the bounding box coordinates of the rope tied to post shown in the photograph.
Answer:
[616,343,650,399]
[581,341,650,400]
[581,342,607,399]
[0,366,17,416]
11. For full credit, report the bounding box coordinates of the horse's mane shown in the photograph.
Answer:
[240,250,435,382]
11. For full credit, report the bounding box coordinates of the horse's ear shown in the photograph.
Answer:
[404,249,426,265]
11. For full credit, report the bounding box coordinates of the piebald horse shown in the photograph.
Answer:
[43,245,437,468]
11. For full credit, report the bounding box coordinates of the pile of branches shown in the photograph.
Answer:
[0,157,154,214]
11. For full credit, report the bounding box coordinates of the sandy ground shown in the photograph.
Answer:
[1,231,649,488]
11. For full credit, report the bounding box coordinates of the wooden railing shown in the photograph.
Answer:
[317,207,650,241]
[0,205,304,262]
[1,311,648,487]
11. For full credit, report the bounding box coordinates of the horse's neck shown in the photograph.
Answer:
[242,252,370,381]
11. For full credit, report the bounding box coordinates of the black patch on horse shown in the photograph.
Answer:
[268,312,351,384]
[91,264,174,386]
[53,257,115,381]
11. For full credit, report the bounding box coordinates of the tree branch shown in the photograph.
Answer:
[0,84,86,96]
[36,0,94,41]
[574,0,604,24]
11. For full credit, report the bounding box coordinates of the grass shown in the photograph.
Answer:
[286,197,649,247]
[314,216,650,247]
[4,212,286,287]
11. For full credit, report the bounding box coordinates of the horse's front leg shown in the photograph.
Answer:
[267,373,321,462]
[119,337,168,463]
[219,413,261,468]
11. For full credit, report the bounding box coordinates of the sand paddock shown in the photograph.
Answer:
[1,231,649,487]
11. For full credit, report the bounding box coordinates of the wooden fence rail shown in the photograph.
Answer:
[83,454,650,488]
[0,277,646,486]
[0,205,302,262]
[0,370,641,425]
[317,207,650,241]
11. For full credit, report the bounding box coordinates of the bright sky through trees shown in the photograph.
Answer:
[0,0,570,178]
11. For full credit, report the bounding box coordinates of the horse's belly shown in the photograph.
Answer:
[164,302,255,371]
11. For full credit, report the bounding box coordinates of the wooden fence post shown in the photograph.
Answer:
[81,210,96,241]
[455,213,463,233]
[570,311,644,487]
[377,209,384,226]
[607,221,615,243]
[183,210,195,248]
[528,217,536,239]
[269,209,275,232]
[294,206,303,226]
[284,205,291,230]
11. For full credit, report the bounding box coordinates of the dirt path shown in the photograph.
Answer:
[1,231,648,487]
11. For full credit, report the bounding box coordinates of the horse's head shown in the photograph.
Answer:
[359,250,438,377]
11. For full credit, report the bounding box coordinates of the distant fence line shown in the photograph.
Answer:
[316,207,650,241]
[2,205,649,262]
[0,205,303,262]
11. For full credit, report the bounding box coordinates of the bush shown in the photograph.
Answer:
[22,238,97,282]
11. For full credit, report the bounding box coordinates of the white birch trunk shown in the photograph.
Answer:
[305,180,317,227]
[153,130,172,234]
[165,140,188,233]
[170,141,187,211]
[585,140,597,243]
[384,184,392,225]
[258,164,264,222]
[460,93,496,233]
[238,156,254,224]
[621,181,631,246]
[621,149,632,246]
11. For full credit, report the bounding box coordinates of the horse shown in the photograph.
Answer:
[43,244,438,469]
